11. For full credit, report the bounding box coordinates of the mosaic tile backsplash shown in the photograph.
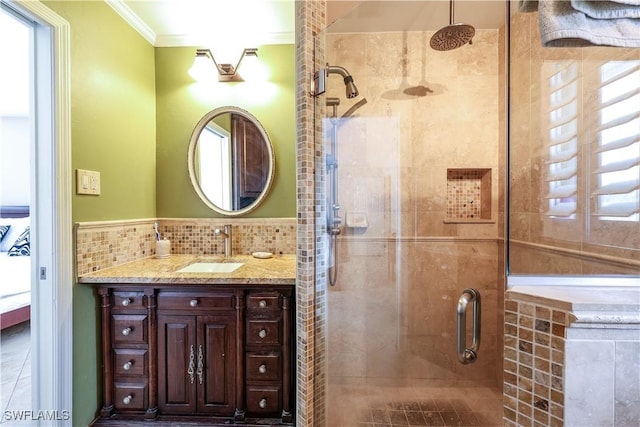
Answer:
[75,218,296,276]
[504,299,569,427]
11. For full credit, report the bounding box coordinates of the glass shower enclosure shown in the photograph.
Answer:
[315,1,507,425]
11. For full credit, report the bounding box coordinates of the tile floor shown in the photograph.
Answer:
[0,321,31,425]
[328,383,503,426]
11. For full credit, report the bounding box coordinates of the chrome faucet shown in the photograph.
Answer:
[214,224,232,257]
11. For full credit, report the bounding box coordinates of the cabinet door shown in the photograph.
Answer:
[158,315,196,413]
[197,315,236,415]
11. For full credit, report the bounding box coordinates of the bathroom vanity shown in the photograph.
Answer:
[80,255,295,426]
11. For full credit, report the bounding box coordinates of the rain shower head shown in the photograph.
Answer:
[430,0,475,51]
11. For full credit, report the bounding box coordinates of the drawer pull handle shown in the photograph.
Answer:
[121,327,132,336]
[259,398,267,409]
[258,329,267,339]
[122,394,133,405]
[259,300,267,308]
[123,361,133,370]
[197,345,204,385]
[190,299,198,307]
[258,364,267,374]
[121,298,131,306]
[187,345,195,384]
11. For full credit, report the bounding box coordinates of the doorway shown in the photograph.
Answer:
[0,7,34,421]
[0,1,72,424]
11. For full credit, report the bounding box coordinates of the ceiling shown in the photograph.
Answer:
[326,1,506,33]
[111,0,506,47]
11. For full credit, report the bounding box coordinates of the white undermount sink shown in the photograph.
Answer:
[176,262,244,273]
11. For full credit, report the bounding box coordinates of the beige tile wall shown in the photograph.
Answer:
[330,238,501,388]
[324,29,505,393]
[509,10,640,274]
[326,30,502,241]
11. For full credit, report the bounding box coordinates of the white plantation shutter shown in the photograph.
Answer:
[593,61,640,221]
[546,62,579,218]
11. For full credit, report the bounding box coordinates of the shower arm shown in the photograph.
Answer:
[449,0,455,25]
[326,65,353,84]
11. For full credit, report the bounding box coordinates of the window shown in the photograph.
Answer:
[593,60,640,222]
[545,62,579,218]
[198,124,232,210]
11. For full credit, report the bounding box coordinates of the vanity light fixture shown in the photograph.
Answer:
[189,48,259,82]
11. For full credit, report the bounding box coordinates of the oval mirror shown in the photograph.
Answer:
[187,106,275,216]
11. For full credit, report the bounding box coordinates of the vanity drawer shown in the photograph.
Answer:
[246,319,281,345]
[157,292,234,311]
[112,314,147,346]
[112,292,145,310]
[246,292,281,311]
[114,381,148,411]
[113,348,147,377]
[245,352,281,382]
[246,386,281,415]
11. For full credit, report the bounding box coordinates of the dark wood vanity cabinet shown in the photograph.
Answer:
[95,285,293,425]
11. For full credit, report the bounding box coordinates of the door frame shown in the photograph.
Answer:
[3,0,72,423]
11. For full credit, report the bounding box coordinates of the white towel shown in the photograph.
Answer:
[539,0,640,47]
[571,0,640,19]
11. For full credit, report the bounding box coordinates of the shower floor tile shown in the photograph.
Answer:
[328,384,503,427]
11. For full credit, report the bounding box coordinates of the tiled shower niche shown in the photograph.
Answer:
[446,168,493,222]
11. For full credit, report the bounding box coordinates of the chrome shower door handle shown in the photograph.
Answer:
[456,288,481,364]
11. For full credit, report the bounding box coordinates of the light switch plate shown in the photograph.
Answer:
[76,169,101,195]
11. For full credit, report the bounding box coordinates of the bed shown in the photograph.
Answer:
[0,205,31,330]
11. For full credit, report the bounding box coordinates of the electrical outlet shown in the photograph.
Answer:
[76,169,101,195]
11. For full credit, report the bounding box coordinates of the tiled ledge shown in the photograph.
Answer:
[505,284,640,427]
[507,285,640,326]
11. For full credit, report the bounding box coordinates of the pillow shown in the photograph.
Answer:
[0,225,10,242]
[0,217,30,252]
[8,226,30,256]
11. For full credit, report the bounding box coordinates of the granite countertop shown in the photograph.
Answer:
[78,254,296,286]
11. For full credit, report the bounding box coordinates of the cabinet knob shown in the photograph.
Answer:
[190,299,198,307]
[122,394,133,405]
[258,364,267,374]
[121,298,131,306]
[258,329,267,339]
[259,300,267,308]
[121,327,132,336]
[123,361,133,370]
[259,398,267,409]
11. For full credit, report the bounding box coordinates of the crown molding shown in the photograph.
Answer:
[154,32,294,47]
[105,0,293,47]
[105,0,157,45]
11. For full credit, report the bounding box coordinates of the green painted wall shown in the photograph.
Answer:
[155,46,296,218]
[44,2,156,426]
[42,3,294,425]
[45,3,156,223]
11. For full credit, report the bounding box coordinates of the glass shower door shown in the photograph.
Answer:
[317,2,507,426]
